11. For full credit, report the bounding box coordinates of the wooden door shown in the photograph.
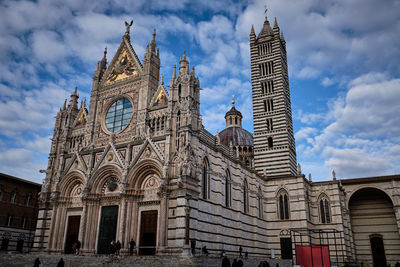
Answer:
[370,235,387,267]
[139,210,158,255]
[97,206,119,254]
[64,215,80,254]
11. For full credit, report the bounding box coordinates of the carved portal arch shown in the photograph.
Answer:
[59,171,85,197]
[127,159,163,190]
[89,164,123,194]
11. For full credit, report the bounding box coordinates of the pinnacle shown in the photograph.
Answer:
[172,64,176,78]
[274,17,279,28]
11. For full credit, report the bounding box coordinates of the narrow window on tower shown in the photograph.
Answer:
[263,100,267,112]
[178,84,182,101]
[266,118,273,131]
[268,137,273,148]
[268,80,274,93]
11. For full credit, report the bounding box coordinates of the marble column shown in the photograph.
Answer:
[79,203,88,250]
[159,195,168,247]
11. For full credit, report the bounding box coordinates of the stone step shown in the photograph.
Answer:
[0,253,292,267]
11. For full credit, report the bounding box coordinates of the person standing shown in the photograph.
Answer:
[115,240,121,255]
[190,239,196,255]
[129,239,135,255]
[221,255,231,267]
[72,242,77,255]
[239,246,243,257]
[33,258,41,267]
[57,258,64,267]
[76,240,81,255]
[110,240,115,255]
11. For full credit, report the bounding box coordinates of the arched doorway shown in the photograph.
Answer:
[349,188,400,266]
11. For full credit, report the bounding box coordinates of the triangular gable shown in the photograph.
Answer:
[129,137,165,169]
[150,83,169,107]
[92,142,126,173]
[102,37,143,86]
[62,152,88,176]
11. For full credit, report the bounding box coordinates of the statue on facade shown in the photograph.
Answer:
[125,20,133,35]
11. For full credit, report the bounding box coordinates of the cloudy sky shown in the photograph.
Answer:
[1,0,400,184]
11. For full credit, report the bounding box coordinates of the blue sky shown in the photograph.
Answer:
[1,0,400,184]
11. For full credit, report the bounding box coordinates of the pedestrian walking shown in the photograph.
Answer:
[239,246,242,257]
[33,258,41,267]
[57,258,64,267]
[221,255,231,267]
[129,239,135,255]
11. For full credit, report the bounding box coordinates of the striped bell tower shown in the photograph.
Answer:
[250,14,297,177]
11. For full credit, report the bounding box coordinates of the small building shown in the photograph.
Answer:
[0,173,41,253]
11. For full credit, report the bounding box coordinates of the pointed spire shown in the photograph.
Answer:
[281,32,285,42]
[258,6,274,37]
[160,74,164,85]
[191,65,195,75]
[63,99,67,110]
[69,87,79,109]
[332,170,336,180]
[179,51,189,74]
[150,28,156,52]
[250,24,255,35]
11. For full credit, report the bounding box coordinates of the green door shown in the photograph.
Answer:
[97,205,119,254]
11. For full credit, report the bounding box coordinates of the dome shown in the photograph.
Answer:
[219,127,253,147]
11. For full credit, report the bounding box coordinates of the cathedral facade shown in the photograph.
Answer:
[33,15,400,266]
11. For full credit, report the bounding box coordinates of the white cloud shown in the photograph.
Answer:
[0,148,44,183]
[321,77,335,87]
[295,127,318,141]
[298,74,400,178]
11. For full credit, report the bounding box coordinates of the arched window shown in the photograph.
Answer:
[178,84,182,100]
[202,159,210,199]
[10,190,17,204]
[278,189,289,220]
[319,195,331,223]
[258,186,263,219]
[243,179,249,213]
[25,193,32,206]
[225,170,231,207]
[229,117,232,125]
